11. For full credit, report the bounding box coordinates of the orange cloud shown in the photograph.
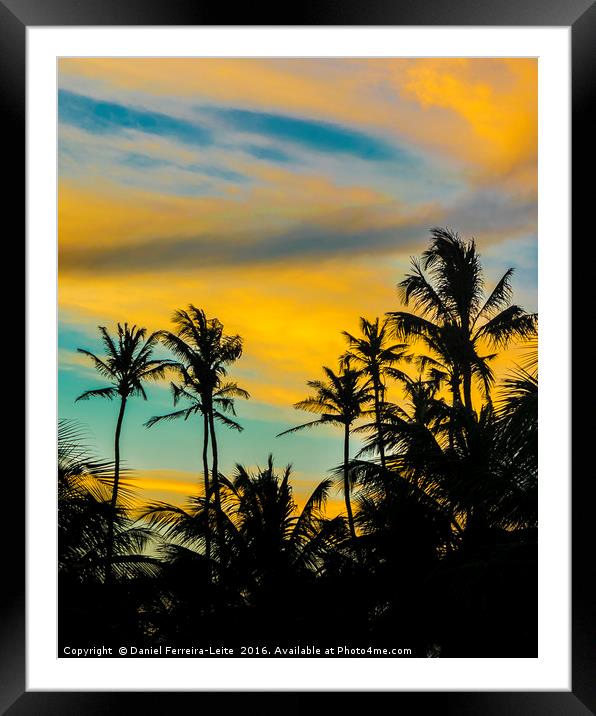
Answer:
[58,254,402,409]
[58,172,393,257]
[397,59,537,195]
[59,251,527,423]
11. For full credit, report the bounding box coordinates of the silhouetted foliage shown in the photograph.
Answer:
[58,420,161,645]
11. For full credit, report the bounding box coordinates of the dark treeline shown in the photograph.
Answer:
[59,228,538,656]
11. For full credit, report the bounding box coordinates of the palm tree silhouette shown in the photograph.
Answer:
[142,456,343,633]
[218,457,344,610]
[76,323,170,582]
[158,306,246,550]
[144,370,248,575]
[342,317,408,470]
[387,228,537,413]
[59,420,160,584]
[277,360,372,546]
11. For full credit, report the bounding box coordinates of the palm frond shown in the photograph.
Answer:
[76,349,115,379]
[75,387,118,402]
[475,308,537,348]
[475,268,514,324]
[276,419,327,437]
[144,406,199,428]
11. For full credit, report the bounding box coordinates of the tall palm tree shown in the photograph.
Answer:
[158,306,245,548]
[342,317,408,470]
[144,372,249,575]
[277,360,372,545]
[76,323,170,582]
[387,228,537,413]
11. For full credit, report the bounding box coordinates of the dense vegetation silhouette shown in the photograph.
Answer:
[60,228,538,656]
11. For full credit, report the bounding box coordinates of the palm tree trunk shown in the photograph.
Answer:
[448,375,461,452]
[373,378,386,471]
[462,368,473,413]
[202,411,211,582]
[343,422,357,543]
[106,395,127,584]
[208,405,225,557]
[451,374,462,409]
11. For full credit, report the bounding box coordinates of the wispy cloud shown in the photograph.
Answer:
[58,180,535,275]
[58,57,537,193]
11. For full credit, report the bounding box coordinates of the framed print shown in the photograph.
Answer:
[7,0,593,711]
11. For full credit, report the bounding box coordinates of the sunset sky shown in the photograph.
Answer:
[57,58,537,510]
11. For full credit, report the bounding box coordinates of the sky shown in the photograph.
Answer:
[57,58,538,512]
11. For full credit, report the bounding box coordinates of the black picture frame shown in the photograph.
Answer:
[7,0,592,711]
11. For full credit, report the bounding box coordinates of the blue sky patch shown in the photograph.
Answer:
[59,90,212,147]
[244,144,293,163]
[205,107,402,161]
[120,153,171,170]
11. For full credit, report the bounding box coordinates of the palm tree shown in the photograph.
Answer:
[58,420,160,584]
[222,457,343,580]
[387,228,537,413]
[218,457,344,613]
[277,360,372,545]
[142,457,343,636]
[342,317,408,470]
[158,306,246,548]
[76,323,170,582]
[144,371,249,576]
